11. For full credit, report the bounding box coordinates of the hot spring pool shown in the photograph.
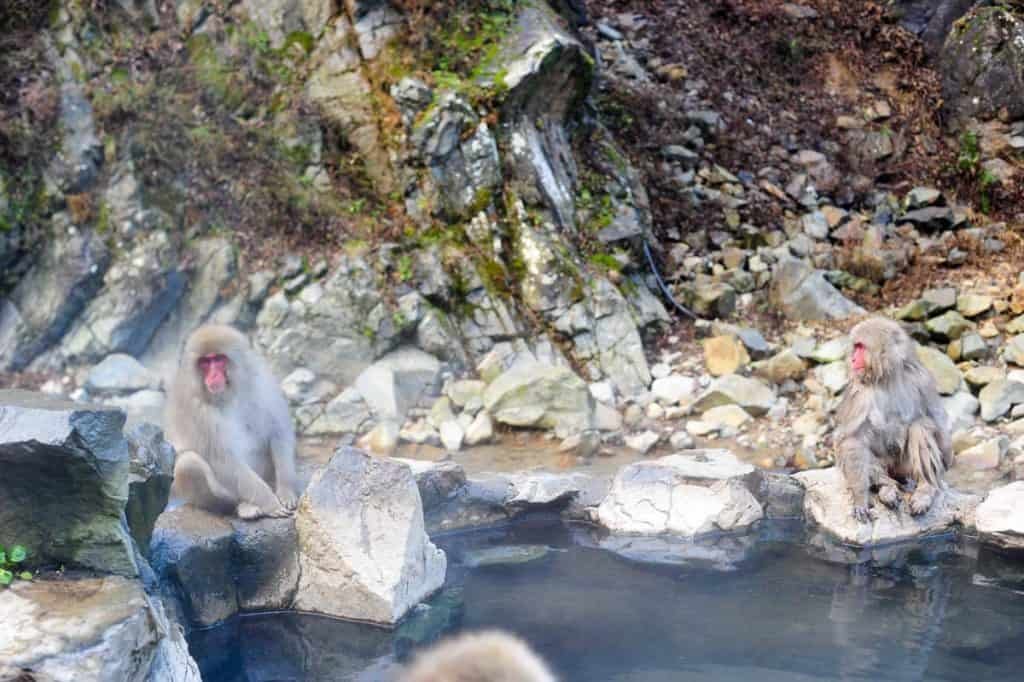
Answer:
[188,519,1024,681]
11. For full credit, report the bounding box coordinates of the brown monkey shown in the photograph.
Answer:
[400,630,556,682]
[835,317,954,522]
[165,324,298,520]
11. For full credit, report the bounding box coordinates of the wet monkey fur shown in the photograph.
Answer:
[399,630,557,682]
[835,317,954,522]
[165,324,298,520]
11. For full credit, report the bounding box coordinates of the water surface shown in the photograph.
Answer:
[189,520,1024,681]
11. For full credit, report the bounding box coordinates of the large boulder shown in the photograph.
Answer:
[0,575,200,682]
[795,467,979,546]
[125,423,176,559]
[150,507,300,627]
[353,347,442,424]
[975,482,1024,550]
[293,447,446,626]
[940,6,1024,124]
[770,257,865,321]
[0,391,138,576]
[596,450,764,536]
[483,362,594,436]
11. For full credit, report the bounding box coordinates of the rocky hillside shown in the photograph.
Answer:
[3,0,1024,479]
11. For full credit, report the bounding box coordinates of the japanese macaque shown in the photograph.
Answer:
[400,630,556,682]
[165,324,298,520]
[835,317,954,522]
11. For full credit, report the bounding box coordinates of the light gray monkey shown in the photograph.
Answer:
[400,630,557,682]
[835,317,954,522]
[165,324,297,520]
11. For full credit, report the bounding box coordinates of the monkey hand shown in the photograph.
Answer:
[276,486,299,511]
[237,501,291,520]
[851,505,873,524]
[877,484,901,509]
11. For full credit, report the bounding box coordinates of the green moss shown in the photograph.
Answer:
[282,30,315,56]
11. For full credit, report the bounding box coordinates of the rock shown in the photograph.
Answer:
[669,431,696,450]
[357,420,400,456]
[802,211,829,240]
[294,447,446,625]
[0,391,137,576]
[393,459,467,512]
[354,348,442,424]
[770,257,865,320]
[0,575,201,682]
[814,361,849,395]
[150,507,300,626]
[589,380,616,405]
[684,280,737,318]
[925,311,975,341]
[483,363,593,436]
[896,298,939,322]
[650,374,697,405]
[624,430,661,455]
[753,349,807,384]
[900,206,955,231]
[710,323,772,358]
[701,404,751,429]
[957,332,988,361]
[686,420,717,437]
[464,411,494,446]
[124,423,175,558]
[809,338,849,364]
[940,6,1024,124]
[957,293,993,318]
[242,0,333,48]
[979,379,1024,421]
[906,186,942,209]
[1004,334,1024,366]
[957,436,1008,471]
[446,380,486,408]
[702,335,750,376]
[976,482,1024,550]
[596,450,763,536]
[923,287,958,312]
[965,366,1003,389]
[85,354,161,395]
[916,345,962,395]
[439,420,465,453]
[0,226,110,371]
[943,391,980,432]
[692,375,777,416]
[795,467,978,546]
[306,387,372,436]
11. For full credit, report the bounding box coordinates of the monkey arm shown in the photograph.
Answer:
[837,435,872,523]
[225,458,289,517]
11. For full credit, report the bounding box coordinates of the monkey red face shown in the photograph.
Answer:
[851,342,867,373]
[198,354,229,394]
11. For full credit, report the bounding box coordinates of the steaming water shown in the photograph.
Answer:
[188,519,1024,681]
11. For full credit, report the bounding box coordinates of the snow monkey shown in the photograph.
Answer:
[835,317,954,523]
[400,630,557,682]
[165,324,298,520]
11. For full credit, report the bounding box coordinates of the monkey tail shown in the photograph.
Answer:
[907,421,946,490]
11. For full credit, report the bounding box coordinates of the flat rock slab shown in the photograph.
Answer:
[795,467,979,546]
[294,446,446,626]
[976,482,1024,550]
[150,507,299,627]
[596,449,764,536]
[0,390,137,576]
[0,575,200,682]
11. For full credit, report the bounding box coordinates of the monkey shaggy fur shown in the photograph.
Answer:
[166,325,298,520]
[836,317,954,523]
[401,630,557,682]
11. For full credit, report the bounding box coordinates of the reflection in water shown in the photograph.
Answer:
[190,521,1024,682]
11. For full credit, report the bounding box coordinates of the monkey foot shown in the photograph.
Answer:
[237,503,263,520]
[276,487,299,510]
[909,489,936,516]
[878,485,901,509]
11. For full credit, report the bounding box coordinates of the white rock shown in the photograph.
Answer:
[701,404,750,429]
[593,402,623,431]
[439,420,465,453]
[356,420,399,456]
[399,420,441,446]
[464,411,494,446]
[686,420,718,437]
[596,450,763,536]
[84,354,160,395]
[624,430,661,455]
[942,392,980,433]
[589,381,616,405]
[976,482,1024,550]
[814,361,849,395]
[692,375,777,416]
[794,467,979,546]
[650,375,697,405]
[294,447,446,625]
[650,363,672,379]
[669,431,695,449]
[957,436,1008,471]
[281,368,317,403]
[646,402,665,420]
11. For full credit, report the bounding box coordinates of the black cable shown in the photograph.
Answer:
[642,239,698,320]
